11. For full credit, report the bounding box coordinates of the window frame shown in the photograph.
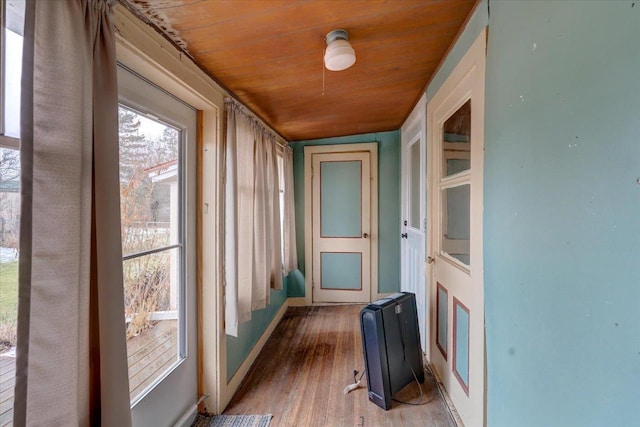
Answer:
[117,64,196,408]
[0,0,21,149]
[276,145,285,261]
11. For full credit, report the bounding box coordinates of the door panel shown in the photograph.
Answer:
[401,94,428,353]
[320,160,362,237]
[405,227,426,350]
[427,28,486,427]
[312,151,371,303]
[118,66,198,426]
[320,252,362,290]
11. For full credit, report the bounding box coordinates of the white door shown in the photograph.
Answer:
[400,94,428,352]
[118,66,198,426]
[305,144,378,304]
[428,29,486,427]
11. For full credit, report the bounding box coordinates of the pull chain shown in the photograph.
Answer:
[322,48,325,96]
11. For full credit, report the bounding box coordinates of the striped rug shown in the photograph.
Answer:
[192,413,272,427]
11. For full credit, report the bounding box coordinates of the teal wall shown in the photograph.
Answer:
[425,0,489,102]
[226,280,288,380]
[289,131,401,296]
[482,1,640,426]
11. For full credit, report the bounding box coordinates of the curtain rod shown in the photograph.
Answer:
[116,0,290,148]
[224,97,291,151]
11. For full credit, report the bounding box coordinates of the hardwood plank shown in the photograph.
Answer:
[130,342,178,399]
[0,395,12,420]
[0,357,16,427]
[126,320,176,359]
[0,408,13,427]
[0,359,15,390]
[129,338,177,393]
[125,319,179,399]
[0,378,15,405]
[128,323,177,378]
[224,305,455,427]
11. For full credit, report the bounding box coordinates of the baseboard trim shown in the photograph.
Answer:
[219,300,290,411]
[289,294,396,307]
[287,297,307,307]
[426,362,465,427]
[173,404,197,427]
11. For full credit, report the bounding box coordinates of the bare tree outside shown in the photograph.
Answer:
[0,148,20,247]
[118,107,179,340]
[0,147,20,351]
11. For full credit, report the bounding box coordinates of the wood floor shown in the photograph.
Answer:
[224,305,455,427]
[0,319,177,426]
[0,356,14,427]
[128,319,178,401]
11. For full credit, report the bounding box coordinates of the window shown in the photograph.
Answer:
[118,104,184,404]
[0,1,23,425]
[277,148,285,260]
[117,65,197,410]
[1,0,23,146]
[0,145,19,345]
[440,100,471,266]
[409,137,421,229]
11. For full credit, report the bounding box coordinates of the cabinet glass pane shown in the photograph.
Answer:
[442,100,471,177]
[442,184,470,266]
[320,160,362,237]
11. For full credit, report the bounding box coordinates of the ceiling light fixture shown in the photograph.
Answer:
[324,29,356,71]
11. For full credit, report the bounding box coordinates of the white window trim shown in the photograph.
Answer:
[0,134,19,149]
[0,0,20,149]
[117,68,196,409]
[114,3,226,415]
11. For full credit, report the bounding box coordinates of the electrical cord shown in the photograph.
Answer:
[391,363,429,406]
[392,302,430,406]
[344,368,367,394]
[349,298,429,405]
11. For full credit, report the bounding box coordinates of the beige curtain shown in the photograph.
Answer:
[15,0,132,425]
[224,99,283,337]
[282,148,298,274]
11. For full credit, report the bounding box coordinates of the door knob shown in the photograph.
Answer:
[363,233,369,238]
[427,256,435,264]
[401,233,408,239]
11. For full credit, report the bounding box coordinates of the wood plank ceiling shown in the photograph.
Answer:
[122,0,477,141]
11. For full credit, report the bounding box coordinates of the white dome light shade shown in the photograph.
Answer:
[324,29,356,71]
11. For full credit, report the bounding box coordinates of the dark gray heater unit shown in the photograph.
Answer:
[360,292,424,410]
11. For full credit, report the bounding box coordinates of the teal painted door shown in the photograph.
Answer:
[311,151,372,303]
